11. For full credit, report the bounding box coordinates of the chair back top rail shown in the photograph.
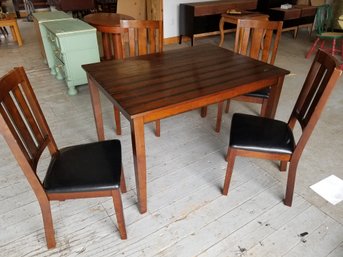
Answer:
[234,19,283,65]
[120,20,163,58]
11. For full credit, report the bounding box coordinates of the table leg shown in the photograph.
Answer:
[265,76,285,118]
[219,17,225,47]
[131,117,147,214]
[88,75,105,141]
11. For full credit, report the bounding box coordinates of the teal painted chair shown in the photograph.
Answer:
[306,4,343,59]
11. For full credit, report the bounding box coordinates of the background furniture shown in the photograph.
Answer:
[83,44,290,214]
[43,19,100,95]
[50,0,95,12]
[223,50,342,207]
[12,0,49,18]
[32,11,73,72]
[215,19,283,133]
[96,0,117,12]
[179,0,258,45]
[0,17,22,46]
[306,4,343,59]
[83,12,133,61]
[256,0,317,37]
[48,0,95,17]
[219,11,269,47]
[0,67,127,249]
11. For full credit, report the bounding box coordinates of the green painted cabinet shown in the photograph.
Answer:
[33,11,73,75]
[43,19,100,95]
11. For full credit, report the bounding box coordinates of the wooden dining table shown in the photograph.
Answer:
[82,44,290,214]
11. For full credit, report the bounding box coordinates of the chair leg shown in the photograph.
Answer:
[39,201,56,249]
[114,106,121,135]
[155,120,160,137]
[112,189,127,239]
[120,166,127,193]
[279,161,288,171]
[332,39,337,56]
[306,38,320,58]
[225,100,230,113]
[223,148,236,195]
[293,27,298,39]
[200,106,207,117]
[0,27,8,37]
[284,160,299,207]
[260,99,268,117]
[215,101,224,133]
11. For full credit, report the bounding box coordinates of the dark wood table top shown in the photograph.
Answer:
[83,44,290,120]
[83,13,134,27]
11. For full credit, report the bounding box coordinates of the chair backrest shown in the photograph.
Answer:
[289,49,341,156]
[119,19,163,58]
[234,19,283,65]
[0,67,57,196]
[314,4,333,34]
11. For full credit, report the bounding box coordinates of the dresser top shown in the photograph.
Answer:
[43,19,96,35]
[33,11,73,23]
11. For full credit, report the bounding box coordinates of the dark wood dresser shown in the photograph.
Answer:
[179,0,257,45]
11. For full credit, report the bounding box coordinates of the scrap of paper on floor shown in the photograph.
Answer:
[310,175,343,205]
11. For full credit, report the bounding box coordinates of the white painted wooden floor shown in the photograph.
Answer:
[0,19,343,257]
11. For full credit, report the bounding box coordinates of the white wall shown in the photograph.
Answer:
[163,0,213,38]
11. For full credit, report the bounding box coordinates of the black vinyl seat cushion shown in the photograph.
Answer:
[230,113,295,154]
[245,87,270,99]
[44,140,122,193]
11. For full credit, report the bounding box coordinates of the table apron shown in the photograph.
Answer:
[130,75,285,123]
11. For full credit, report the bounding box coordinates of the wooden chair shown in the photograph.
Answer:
[112,19,164,137]
[215,19,283,133]
[0,67,127,249]
[306,4,343,59]
[222,49,342,207]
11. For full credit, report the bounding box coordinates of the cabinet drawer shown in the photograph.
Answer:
[54,57,67,79]
[47,30,60,50]
[53,48,64,63]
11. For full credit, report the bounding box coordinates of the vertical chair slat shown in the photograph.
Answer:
[2,93,38,158]
[12,85,45,145]
[0,105,33,165]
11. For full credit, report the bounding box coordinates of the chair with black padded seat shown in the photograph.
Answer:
[222,49,342,207]
[0,67,127,249]
[215,19,283,133]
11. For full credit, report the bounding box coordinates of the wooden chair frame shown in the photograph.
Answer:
[223,50,342,206]
[111,19,163,137]
[0,67,127,248]
[215,19,283,133]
